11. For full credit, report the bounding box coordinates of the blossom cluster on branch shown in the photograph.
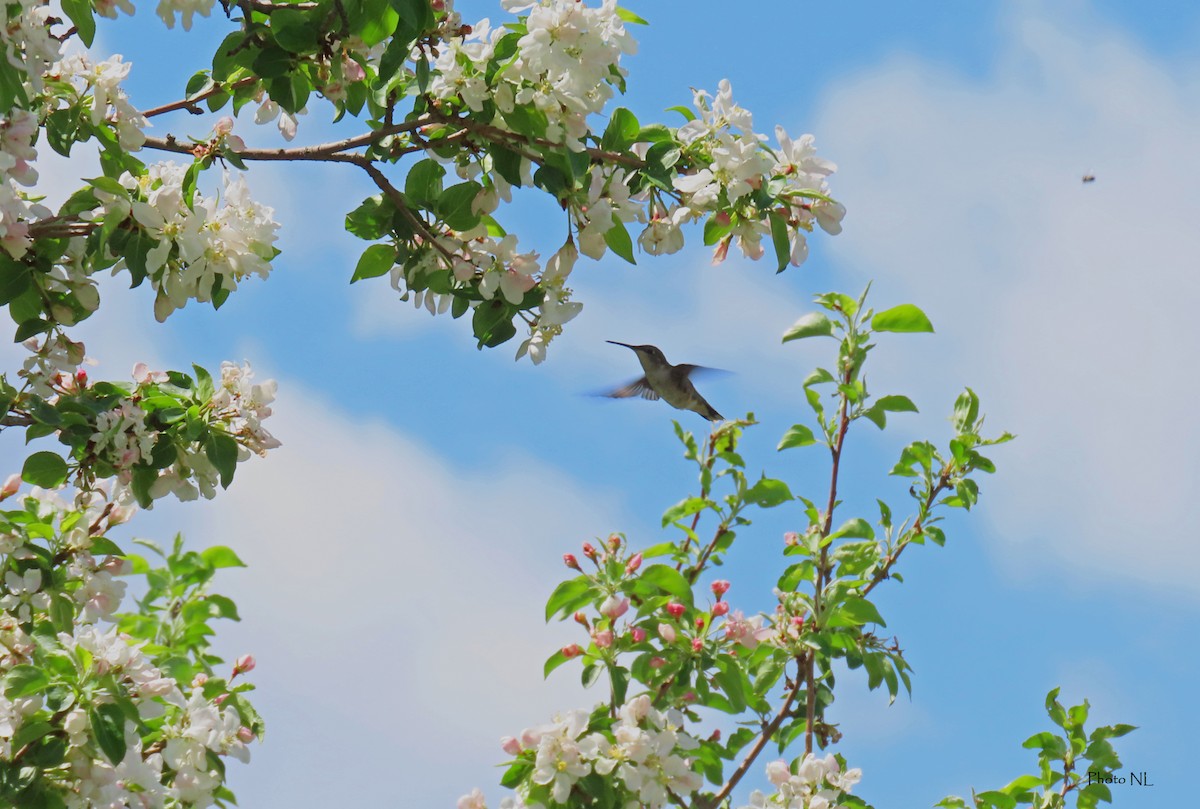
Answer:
[0,485,260,807]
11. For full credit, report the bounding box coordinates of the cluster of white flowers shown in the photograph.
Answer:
[1,8,150,258]
[97,162,280,321]
[211,360,281,457]
[432,0,635,150]
[1,0,61,93]
[739,754,863,809]
[573,165,643,258]
[155,0,216,31]
[387,196,583,364]
[92,400,157,478]
[19,332,87,398]
[0,107,50,257]
[63,624,178,705]
[67,553,131,623]
[0,691,43,758]
[429,17,495,113]
[54,630,253,806]
[49,53,149,150]
[463,694,703,809]
[668,79,844,266]
[0,487,257,807]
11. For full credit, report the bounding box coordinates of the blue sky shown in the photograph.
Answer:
[8,0,1200,805]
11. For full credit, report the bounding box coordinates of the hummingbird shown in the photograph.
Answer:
[603,341,724,422]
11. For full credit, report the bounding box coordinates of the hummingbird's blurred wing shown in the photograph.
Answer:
[676,364,730,379]
[602,376,660,401]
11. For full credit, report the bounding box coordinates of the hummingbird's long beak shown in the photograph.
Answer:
[606,340,635,350]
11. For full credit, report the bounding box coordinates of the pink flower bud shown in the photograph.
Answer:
[343,58,366,83]
[695,616,706,630]
[715,212,731,227]
[594,629,614,648]
[692,638,703,652]
[0,474,20,500]
[624,553,643,575]
[666,602,686,620]
[784,532,800,546]
[649,656,667,669]
[191,673,208,688]
[607,534,622,552]
[107,505,133,526]
[630,627,647,643]
[233,654,256,675]
[214,693,230,705]
[600,594,629,619]
[658,623,676,643]
[791,615,805,626]
[563,553,581,571]
[101,556,132,575]
[237,726,255,743]
[574,611,589,626]
[711,580,731,598]
[682,691,697,702]
[74,369,88,388]
[562,644,583,658]
[582,543,597,559]
[712,601,730,617]
[214,116,235,135]
[708,729,722,742]
[500,736,522,756]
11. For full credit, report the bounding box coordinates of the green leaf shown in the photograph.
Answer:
[5,665,49,699]
[404,159,446,208]
[745,477,793,508]
[545,577,593,622]
[768,211,790,273]
[22,452,68,488]
[345,195,393,240]
[876,395,918,414]
[0,255,32,306]
[777,424,817,451]
[14,318,51,342]
[88,704,127,764]
[782,313,834,342]
[201,546,246,569]
[436,181,483,231]
[601,107,640,151]
[871,303,934,333]
[61,0,96,47]
[543,648,572,678]
[615,6,649,24]
[828,596,886,628]
[271,8,320,53]
[471,299,516,348]
[204,433,238,489]
[953,388,980,433]
[603,221,636,265]
[829,518,874,540]
[351,243,397,283]
[662,496,709,527]
[638,564,692,603]
[11,720,53,752]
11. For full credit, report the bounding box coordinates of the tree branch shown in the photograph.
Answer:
[707,654,805,808]
[141,77,258,119]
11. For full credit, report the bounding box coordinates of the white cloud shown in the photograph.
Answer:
[129,387,626,808]
[813,3,1200,592]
